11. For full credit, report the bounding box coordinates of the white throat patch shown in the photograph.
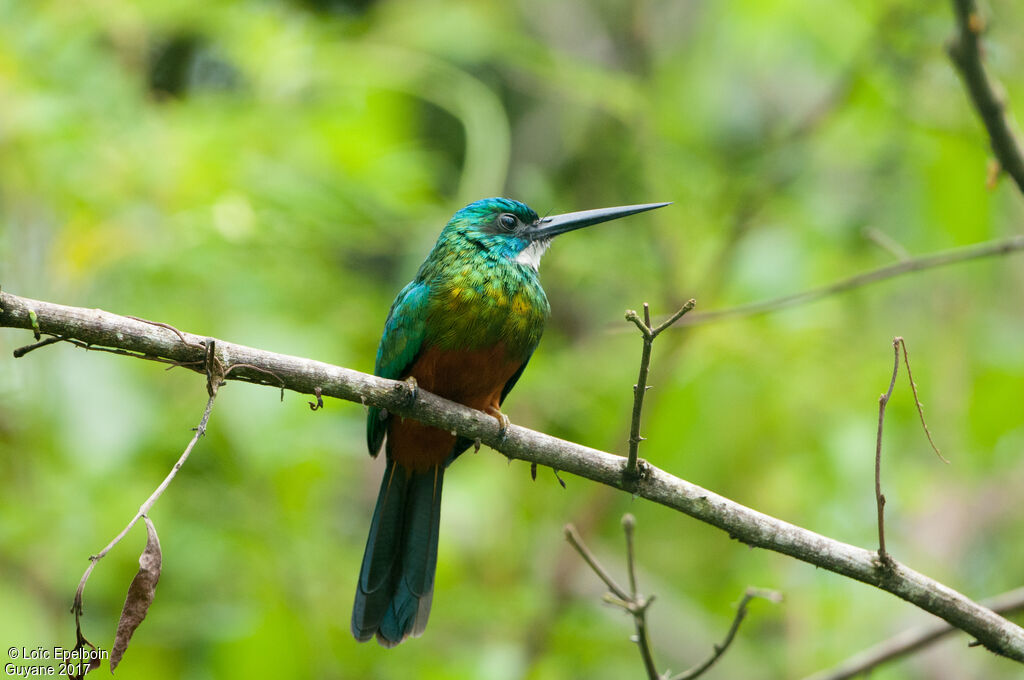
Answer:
[514,240,550,271]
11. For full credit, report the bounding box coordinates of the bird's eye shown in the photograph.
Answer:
[498,213,517,230]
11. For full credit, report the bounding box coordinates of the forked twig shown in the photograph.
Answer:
[874,337,947,565]
[623,299,697,482]
[567,515,779,679]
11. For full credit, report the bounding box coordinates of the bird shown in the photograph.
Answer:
[351,197,669,647]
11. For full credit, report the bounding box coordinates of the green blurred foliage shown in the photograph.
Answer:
[2,0,1023,678]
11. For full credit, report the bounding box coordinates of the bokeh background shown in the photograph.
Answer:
[2,1,1023,678]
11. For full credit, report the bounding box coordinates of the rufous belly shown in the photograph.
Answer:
[388,343,522,471]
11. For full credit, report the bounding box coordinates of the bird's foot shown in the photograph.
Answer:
[403,376,419,406]
[473,438,482,453]
[485,406,510,440]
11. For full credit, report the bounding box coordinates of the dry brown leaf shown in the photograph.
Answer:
[109,516,162,672]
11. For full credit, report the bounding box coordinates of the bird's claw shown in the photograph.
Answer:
[403,376,419,406]
[486,407,510,440]
[473,438,482,453]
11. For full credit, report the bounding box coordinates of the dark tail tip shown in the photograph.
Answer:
[351,461,444,647]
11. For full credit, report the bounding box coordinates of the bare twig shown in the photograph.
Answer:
[630,601,659,680]
[898,339,947,464]
[569,515,779,680]
[862,227,910,261]
[13,335,64,357]
[875,339,901,564]
[563,524,630,602]
[621,514,660,679]
[71,337,222,658]
[72,390,217,621]
[948,0,1024,195]
[674,235,1024,327]
[875,337,948,566]
[15,332,200,368]
[650,301,698,337]
[802,586,1024,680]
[2,290,1023,660]
[624,305,655,484]
[222,361,286,400]
[624,300,696,481]
[124,315,205,351]
[567,518,659,679]
[68,611,100,679]
[623,514,640,600]
[671,588,783,680]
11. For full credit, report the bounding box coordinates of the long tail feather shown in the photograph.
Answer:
[351,460,444,646]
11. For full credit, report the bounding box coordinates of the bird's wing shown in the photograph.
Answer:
[367,281,430,457]
[500,348,535,405]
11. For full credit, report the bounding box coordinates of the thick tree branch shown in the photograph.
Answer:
[948,0,1024,196]
[2,289,1024,662]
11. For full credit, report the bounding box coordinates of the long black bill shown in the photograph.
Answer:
[527,202,670,241]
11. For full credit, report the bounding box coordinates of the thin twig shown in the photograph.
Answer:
[632,601,660,680]
[801,585,1024,680]
[624,300,696,482]
[671,588,784,680]
[875,337,949,567]
[564,524,630,602]
[897,339,948,464]
[875,339,901,565]
[13,335,64,357]
[948,0,1024,195]
[674,235,1024,327]
[623,514,639,599]
[569,516,779,680]
[862,227,910,261]
[222,361,286,400]
[124,316,206,351]
[621,515,660,679]
[624,305,653,483]
[651,300,697,337]
[567,518,659,679]
[72,391,218,618]
[15,333,190,367]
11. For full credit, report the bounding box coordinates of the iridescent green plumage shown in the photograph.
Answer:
[353,197,669,647]
[366,198,549,458]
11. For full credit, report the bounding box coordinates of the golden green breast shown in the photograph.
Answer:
[427,258,549,359]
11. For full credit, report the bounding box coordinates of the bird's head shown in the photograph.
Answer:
[441,197,669,271]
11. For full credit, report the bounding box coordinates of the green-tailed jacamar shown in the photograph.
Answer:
[352,197,668,646]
